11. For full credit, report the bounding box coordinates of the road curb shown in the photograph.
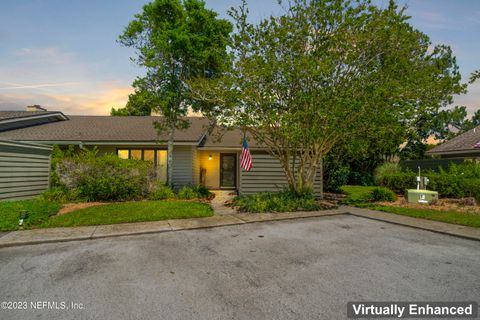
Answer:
[1,207,479,248]
[0,211,346,248]
[345,207,480,242]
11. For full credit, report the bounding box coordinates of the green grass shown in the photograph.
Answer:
[233,190,322,213]
[0,199,61,231]
[367,205,480,228]
[340,185,376,204]
[40,200,213,228]
[0,199,213,230]
[341,185,480,228]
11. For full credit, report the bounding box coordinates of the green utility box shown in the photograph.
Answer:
[407,189,439,204]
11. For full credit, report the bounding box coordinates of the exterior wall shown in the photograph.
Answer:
[192,146,200,185]
[239,152,323,198]
[172,145,194,188]
[0,140,52,201]
[198,150,220,189]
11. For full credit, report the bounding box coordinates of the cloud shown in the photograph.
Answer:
[0,82,81,90]
[12,46,76,63]
[453,82,480,116]
[0,81,133,115]
[0,46,136,114]
[407,9,452,30]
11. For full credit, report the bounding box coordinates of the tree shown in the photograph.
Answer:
[119,0,232,186]
[190,0,464,197]
[111,89,155,116]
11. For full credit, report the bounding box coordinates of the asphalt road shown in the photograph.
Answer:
[0,215,479,320]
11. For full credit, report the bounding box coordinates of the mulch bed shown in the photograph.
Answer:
[377,196,480,215]
[57,202,110,215]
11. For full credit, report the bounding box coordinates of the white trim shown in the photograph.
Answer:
[196,146,265,151]
[20,140,199,146]
[427,149,480,155]
[0,112,68,125]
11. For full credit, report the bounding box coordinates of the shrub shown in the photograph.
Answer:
[233,190,321,213]
[177,185,212,200]
[56,149,155,201]
[349,171,374,186]
[378,171,416,194]
[458,179,480,201]
[324,165,350,192]
[446,162,480,179]
[177,186,198,200]
[370,187,397,202]
[149,184,175,200]
[40,187,77,203]
[193,185,212,198]
[374,162,401,185]
[376,164,480,200]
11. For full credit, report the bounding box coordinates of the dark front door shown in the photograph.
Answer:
[220,154,236,188]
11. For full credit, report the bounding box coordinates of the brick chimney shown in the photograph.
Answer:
[26,105,47,112]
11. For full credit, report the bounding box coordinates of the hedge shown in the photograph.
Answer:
[378,171,480,200]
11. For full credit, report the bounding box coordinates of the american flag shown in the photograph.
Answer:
[240,138,253,171]
[474,141,480,149]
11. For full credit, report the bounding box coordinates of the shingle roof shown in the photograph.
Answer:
[199,127,263,148]
[0,116,210,143]
[0,111,56,120]
[427,125,480,155]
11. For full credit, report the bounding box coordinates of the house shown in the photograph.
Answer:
[426,125,480,160]
[0,108,323,197]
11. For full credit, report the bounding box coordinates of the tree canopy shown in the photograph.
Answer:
[118,0,231,185]
[190,0,465,195]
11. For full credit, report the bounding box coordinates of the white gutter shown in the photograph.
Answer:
[0,112,68,125]
[20,140,199,146]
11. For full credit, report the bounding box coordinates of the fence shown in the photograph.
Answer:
[400,157,467,172]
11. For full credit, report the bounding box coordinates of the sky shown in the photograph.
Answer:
[0,0,478,115]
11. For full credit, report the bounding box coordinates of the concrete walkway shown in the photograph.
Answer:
[210,190,238,215]
[0,206,479,248]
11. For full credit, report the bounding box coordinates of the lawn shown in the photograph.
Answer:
[0,199,61,231]
[340,185,377,204]
[0,200,213,231]
[367,204,480,228]
[341,185,480,228]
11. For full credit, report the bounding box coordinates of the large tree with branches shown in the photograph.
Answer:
[118,0,232,186]
[190,0,464,197]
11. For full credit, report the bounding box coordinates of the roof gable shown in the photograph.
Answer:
[427,126,480,155]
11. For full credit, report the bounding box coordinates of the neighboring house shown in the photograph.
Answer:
[426,125,480,160]
[0,108,323,197]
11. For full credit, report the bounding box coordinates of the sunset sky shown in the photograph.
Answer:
[0,0,479,115]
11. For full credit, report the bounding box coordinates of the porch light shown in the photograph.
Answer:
[208,154,212,160]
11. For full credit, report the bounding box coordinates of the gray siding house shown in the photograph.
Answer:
[0,109,323,197]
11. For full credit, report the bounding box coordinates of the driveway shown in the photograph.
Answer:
[0,215,478,320]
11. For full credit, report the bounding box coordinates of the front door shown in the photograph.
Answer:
[220,153,236,188]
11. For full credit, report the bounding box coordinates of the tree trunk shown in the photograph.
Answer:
[167,124,175,187]
[318,156,323,200]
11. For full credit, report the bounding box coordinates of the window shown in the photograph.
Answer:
[116,148,167,183]
[130,149,142,160]
[143,150,154,162]
[117,149,129,159]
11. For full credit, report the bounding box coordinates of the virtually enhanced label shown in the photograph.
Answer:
[347,301,478,318]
